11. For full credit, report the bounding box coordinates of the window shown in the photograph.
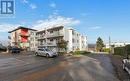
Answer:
[77,40,79,43]
[50,31,53,34]
[72,31,74,35]
[72,39,75,43]
[50,39,53,41]
[73,46,75,50]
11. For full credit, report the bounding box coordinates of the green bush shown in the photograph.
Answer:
[114,47,125,56]
[69,51,73,54]
[125,45,130,55]
[125,45,130,58]
[73,51,90,55]
[58,52,66,55]
[114,44,130,57]
[103,48,110,53]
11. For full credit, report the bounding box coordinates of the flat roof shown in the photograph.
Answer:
[47,26,64,31]
[36,30,45,34]
[8,26,37,33]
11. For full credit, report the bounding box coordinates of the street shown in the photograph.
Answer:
[0,53,120,81]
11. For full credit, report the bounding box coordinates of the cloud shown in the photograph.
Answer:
[80,13,88,17]
[52,10,59,15]
[49,2,56,8]
[22,0,29,4]
[89,26,102,30]
[21,0,37,10]
[30,4,37,9]
[32,15,80,30]
[0,24,20,32]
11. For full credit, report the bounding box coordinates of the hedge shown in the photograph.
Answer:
[114,44,130,57]
[125,45,130,55]
[103,48,110,53]
[73,51,90,55]
[114,47,125,56]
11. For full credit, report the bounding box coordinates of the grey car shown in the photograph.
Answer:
[123,59,130,75]
[35,48,58,57]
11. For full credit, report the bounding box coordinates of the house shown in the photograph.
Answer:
[36,26,87,52]
[8,26,37,51]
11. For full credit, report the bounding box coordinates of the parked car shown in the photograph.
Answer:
[10,47,21,53]
[0,44,7,52]
[122,58,130,75]
[35,48,58,57]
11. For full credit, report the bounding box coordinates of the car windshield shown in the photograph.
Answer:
[44,49,50,51]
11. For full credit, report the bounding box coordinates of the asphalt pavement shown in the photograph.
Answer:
[0,53,120,81]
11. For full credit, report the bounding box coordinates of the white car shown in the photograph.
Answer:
[122,59,130,75]
[35,48,58,57]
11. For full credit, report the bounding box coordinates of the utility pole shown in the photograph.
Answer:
[109,36,111,53]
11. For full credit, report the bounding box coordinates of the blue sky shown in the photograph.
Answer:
[0,0,130,44]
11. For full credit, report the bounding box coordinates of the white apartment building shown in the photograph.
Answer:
[36,26,87,52]
[105,42,130,48]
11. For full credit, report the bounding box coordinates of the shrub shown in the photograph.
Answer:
[58,52,66,55]
[125,45,130,55]
[125,45,130,58]
[103,48,110,53]
[73,51,90,55]
[114,47,125,56]
[114,44,130,57]
[69,51,73,54]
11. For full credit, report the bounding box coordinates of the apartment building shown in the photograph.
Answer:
[8,26,37,51]
[105,42,130,48]
[36,26,87,52]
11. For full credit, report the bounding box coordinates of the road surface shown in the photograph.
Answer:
[0,53,120,81]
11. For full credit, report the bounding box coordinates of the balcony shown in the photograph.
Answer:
[38,42,57,47]
[20,33,29,37]
[47,33,63,38]
[37,35,46,40]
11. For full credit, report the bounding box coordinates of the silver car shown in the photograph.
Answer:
[35,48,58,57]
[123,59,130,75]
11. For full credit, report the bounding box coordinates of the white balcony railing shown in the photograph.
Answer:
[47,33,63,38]
[37,35,46,39]
[38,41,57,46]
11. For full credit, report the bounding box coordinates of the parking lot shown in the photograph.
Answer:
[0,52,120,81]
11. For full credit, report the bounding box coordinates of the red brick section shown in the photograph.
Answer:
[109,55,130,81]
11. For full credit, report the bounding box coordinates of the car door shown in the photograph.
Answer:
[126,59,130,70]
[38,48,42,55]
[40,48,46,56]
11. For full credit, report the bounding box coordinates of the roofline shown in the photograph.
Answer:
[8,26,37,33]
[47,26,64,31]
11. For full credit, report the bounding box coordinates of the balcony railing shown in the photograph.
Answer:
[37,35,46,39]
[20,33,29,37]
[47,33,63,38]
[38,42,57,46]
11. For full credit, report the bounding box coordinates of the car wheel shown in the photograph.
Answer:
[46,54,49,58]
[35,52,38,56]
[123,63,125,70]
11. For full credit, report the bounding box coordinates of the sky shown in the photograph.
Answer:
[0,0,130,45]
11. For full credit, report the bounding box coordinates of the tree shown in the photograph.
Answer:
[57,39,68,53]
[96,37,104,52]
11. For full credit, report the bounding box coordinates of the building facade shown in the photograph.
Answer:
[9,26,37,51]
[105,42,130,48]
[36,26,87,52]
